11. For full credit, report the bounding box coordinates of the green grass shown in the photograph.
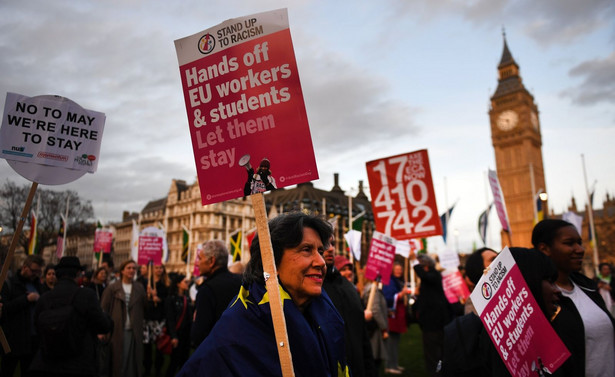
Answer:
[392,323,429,377]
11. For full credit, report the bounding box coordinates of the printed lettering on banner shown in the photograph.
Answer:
[175,9,318,205]
[470,247,569,376]
[366,149,442,240]
[138,227,164,265]
[364,231,396,285]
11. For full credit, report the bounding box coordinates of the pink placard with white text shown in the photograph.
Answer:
[364,231,396,285]
[471,248,569,376]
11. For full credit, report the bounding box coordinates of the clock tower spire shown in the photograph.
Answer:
[489,33,547,248]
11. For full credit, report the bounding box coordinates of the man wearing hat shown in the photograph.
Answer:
[29,256,112,377]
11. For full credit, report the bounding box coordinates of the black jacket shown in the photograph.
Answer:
[323,266,375,377]
[0,270,43,356]
[550,272,615,377]
[413,265,452,332]
[29,278,112,376]
[190,267,242,346]
[165,293,193,341]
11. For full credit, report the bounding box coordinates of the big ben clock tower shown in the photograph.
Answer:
[489,32,547,248]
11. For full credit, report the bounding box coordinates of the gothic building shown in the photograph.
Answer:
[489,33,547,248]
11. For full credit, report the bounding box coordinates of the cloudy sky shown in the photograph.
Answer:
[1,0,613,253]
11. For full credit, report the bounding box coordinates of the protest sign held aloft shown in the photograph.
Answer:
[0,93,105,185]
[366,149,442,240]
[175,9,317,205]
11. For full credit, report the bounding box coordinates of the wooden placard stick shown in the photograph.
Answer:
[365,277,379,312]
[250,193,295,377]
[0,181,39,353]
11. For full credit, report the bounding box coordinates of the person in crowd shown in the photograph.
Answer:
[323,237,375,377]
[101,256,117,285]
[137,264,148,286]
[363,280,389,375]
[141,264,169,377]
[463,247,498,314]
[532,219,615,377]
[178,212,349,376]
[473,247,561,377]
[0,254,44,377]
[243,157,277,195]
[413,254,452,377]
[382,262,407,375]
[29,256,112,377]
[190,240,242,347]
[40,264,56,294]
[88,266,108,301]
[596,262,615,316]
[78,269,91,287]
[164,273,193,377]
[100,259,147,377]
[334,255,355,284]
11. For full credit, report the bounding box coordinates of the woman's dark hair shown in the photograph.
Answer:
[168,272,186,295]
[243,212,333,285]
[531,219,575,248]
[44,264,56,276]
[509,247,558,316]
[465,248,497,285]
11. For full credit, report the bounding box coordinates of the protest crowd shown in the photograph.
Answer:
[0,214,612,377]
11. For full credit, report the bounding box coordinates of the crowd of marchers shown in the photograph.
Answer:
[0,214,613,377]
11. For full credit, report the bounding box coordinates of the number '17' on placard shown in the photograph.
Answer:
[366,149,442,240]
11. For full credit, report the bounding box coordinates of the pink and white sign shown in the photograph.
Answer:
[364,231,396,285]
[175,9,318,205]
[471,247,569,376]
[488,170,511,232]
[93,228,113,254]
[442,270,470,304]
[138,227,164,265]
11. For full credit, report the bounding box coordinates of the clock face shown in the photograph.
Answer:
[531,112,539,129]
[497,110,519,131]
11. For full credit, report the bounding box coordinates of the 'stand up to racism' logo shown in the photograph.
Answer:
[481,282,493,300]
[198,33,215,54]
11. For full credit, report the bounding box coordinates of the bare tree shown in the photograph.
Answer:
[0,180,95,258]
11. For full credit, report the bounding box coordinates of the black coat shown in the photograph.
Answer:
[323,266,375,377]
[413,265,452,332]
[29,278,112,376]
[0,270,43,356]
[165,293,193,341]
[550,272,615,377]
[190,267,242,346]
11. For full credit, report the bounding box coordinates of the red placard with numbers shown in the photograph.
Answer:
[366,149,442,240]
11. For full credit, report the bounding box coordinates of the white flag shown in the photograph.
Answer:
[131,219,139,261]
[562,211,583,235]
[394,239,411,258]
[344,230,362,261]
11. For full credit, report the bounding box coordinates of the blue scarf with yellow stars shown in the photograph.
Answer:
[178,281,350,377]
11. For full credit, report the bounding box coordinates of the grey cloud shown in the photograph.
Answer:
[560,51,615,105]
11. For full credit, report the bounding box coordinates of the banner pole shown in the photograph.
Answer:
[0,181,39,353]
[250,193,295,377]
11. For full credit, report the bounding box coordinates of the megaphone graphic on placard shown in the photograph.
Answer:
[238,154,252,171]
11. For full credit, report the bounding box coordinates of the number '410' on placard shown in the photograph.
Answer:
[365,149,442,240]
